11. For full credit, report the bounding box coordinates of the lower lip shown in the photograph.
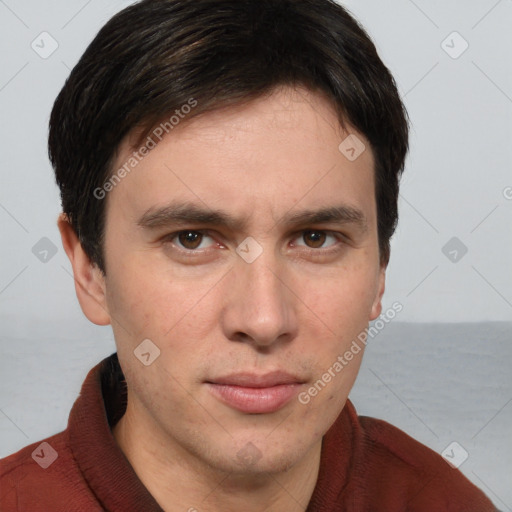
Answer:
[206,383,302,414]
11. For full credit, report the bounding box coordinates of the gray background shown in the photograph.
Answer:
[0,0,511,509]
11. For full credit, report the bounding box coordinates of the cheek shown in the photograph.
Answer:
[105,268,157,337]
[304,265,378,332]
[104,258,223,385]
[104,255,199,337]
[297,265,376,393]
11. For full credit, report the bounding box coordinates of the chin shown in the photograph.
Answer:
[203,433,315,476]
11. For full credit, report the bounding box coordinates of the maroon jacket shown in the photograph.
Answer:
[0,353,497,511]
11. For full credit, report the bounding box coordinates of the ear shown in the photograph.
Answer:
[369,264,386,321]
[57,213,111,326]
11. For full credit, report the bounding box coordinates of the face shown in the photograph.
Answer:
[89,86,385,475]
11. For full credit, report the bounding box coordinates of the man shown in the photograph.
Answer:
[0,0,498,510]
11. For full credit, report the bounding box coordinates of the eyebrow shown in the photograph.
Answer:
[283,205,368,232]
[137,201,368,233]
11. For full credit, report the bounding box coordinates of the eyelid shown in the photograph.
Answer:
[161,228,348,253]
[291,229,347,247]
[162,229,218,251]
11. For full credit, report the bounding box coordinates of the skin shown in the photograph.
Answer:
[59,85,386,512]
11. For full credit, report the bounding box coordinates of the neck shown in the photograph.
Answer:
[113,400,322,512]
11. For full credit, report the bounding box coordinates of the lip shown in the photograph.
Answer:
[206,371,305,414]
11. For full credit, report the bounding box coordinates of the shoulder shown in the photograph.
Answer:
[0,431,101,511]
[358,415,445,473]
[354,415,497,511]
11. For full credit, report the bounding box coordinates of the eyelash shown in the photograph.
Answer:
[161,229,347,258]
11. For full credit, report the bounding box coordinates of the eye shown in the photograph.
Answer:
[171,230,216,250]
[294,230,339,249]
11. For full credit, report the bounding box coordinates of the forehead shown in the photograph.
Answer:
[106,86,376,230]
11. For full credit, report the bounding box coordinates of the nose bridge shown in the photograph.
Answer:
[224,248,297,346]
[245,256,285,309]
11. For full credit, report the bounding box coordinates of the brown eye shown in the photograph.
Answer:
[303,230,326,248]
[177,231,203,249]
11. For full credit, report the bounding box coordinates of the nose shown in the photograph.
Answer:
[220,253,298,349]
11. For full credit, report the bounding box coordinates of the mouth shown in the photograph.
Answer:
[205,371,305,414]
